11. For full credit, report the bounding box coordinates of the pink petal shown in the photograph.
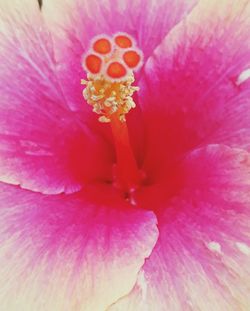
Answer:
[42,0,198,111]
[0,182,158,310]
[108,145,250,310]
[0,0,112,194]
[139,0,250,182]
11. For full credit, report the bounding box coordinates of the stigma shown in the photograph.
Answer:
[82,33,143,123]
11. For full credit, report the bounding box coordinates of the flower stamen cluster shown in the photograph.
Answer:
[82,33,143,123]
[82,74,139,122]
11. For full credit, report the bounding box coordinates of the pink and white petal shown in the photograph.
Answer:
[108,145,250,311]
[0,182,158,311]
[42,0,198,111]
[0,0,112,194]
[140,0,250,181]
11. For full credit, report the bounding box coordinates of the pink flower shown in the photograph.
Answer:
[0,0,250,310]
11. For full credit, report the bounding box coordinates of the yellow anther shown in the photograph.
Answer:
[98,116,110,123]
[82,73,138,123]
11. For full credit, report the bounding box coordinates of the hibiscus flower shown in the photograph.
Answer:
[1,0,250,310]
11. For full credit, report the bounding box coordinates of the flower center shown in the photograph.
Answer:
[82,33,143,194]
[81,33,142,123]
